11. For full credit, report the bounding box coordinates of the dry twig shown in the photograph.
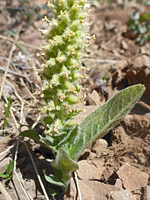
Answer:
[0,34,40,50]
[13,102,33,200]
[0,25,22,100]
[0,66,40,89]
[20,78,38,101]
[23,142,50,200]
[74,172,82,200]
[89,58,117,64]
[19,102,49,199]
[0,182,12,200]
[0,144,14,157]
[2,93,32,199]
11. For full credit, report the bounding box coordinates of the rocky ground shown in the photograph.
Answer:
[0,0,150,199]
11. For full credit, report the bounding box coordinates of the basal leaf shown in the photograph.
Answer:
[43,171,65,187]
[20,130,57,153]
[51,148,79,173]
[69,84,145,160]
[51,148,79,188]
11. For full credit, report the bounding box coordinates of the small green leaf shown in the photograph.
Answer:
[20,129,57,153]
[3,96,13,136]
[44,171,65,187]
[20,129,42,143]
[139,25,147,34]
[0,160,14,180]
[50,148,79,188]
[6,160,14,176]
[6,175,12,181]
[69,84,145,160]
[0,174,9,179]
[15,42,27,54]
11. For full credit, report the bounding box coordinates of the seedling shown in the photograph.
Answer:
[3,96,13,137]
[127,10,150,44]
[0,160,14,181]
[21,0,145,193]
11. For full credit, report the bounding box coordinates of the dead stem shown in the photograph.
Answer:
[23,142,50,200]
[20,103,49,199]
[2,93,32,199]
[89,58,117,64]
[0,67,40,89]
[13,102,33,200]
[0,25,22,101]
[19,78,38,101]
[0,182,12,200]
[0,34,40,50]
[74,172,82,200]
[0,144,14,157]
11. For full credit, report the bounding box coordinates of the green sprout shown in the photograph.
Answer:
[21,0,145,194]
[0,160,14,181]
[3,96,13,137]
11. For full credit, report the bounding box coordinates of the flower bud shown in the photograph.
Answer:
[50,74,60,85]
[67,95,78,104]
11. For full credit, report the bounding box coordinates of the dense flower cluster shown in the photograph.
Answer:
[39,0,92,135]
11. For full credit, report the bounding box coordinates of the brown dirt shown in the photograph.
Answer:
[0,0,150,200]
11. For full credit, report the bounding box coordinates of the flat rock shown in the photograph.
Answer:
[117,163,149,191]
[65,179,121,200]
[132,55,150,68]
[107,190,136,200]
[81,180,121,200]
[77,160,104,180]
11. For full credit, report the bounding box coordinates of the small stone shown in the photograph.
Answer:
[0,157,12,174]
[87,90,101,106]
[107,190,136,200]
[92,139,108,156]
[82,180,121,200]
[132,55,150,68]
[77,160,104,180]
[143,186,150,200]
[91,0,101,9]
[79,181,95,200]
[121,41,128,50]
[65,179,122,200]
[115,179,123,190]
[117,163,149,191]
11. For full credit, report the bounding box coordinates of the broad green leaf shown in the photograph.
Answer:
[69,84,145,160]
[51,148,79,173]
[51,148,79,188]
